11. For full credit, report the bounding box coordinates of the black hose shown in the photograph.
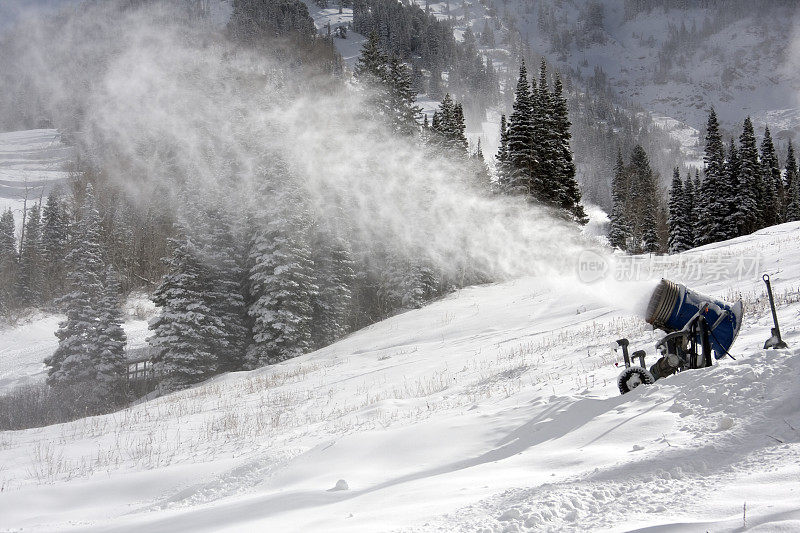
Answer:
[708,328,737,361]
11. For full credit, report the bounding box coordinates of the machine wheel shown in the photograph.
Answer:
[618,367,655,395]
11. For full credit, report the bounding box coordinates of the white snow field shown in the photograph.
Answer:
[1,223,799,532]
[0,129,75,232]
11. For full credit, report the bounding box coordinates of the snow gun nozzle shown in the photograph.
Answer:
[645,279,743,360]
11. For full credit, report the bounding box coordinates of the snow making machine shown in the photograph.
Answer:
[615,279,743,395]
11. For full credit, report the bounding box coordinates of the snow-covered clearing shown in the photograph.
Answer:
[0,223,799,531]
[0,129,74,234]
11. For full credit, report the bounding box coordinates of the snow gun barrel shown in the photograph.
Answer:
[645,279,743,359]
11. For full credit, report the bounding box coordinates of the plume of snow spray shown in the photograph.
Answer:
[0,0,659,313]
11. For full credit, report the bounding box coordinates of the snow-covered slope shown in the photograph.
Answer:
[1,223,798,531]
[0,129,74,232]
[440,0,799,138]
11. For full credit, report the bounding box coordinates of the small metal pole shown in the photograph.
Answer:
[763,274,788,349]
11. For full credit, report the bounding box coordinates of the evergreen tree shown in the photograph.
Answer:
[551,73,587,223]
[494,114,510,189]
[786,177,800,222]
[94,266,128,405]
[149,227,225,391]
[785,142,800,222]
[504,61,534,194]
[377,249,436,311]
[471,139,492,189]
[311,233,355,348]
[0,210,18,311]
[667,167,691,253]
[691,170,703,246]
[354,31,390,118]
[696,108,729,244]
[354,31,387,84]
[246,164,318,368]
[682,172,696,247]
[724,138,741,237]
[641,209,660,253]
[737,117,760,234]
[628,145,659,253]
[18,203,44,306]
[200,205,249,372]
[531,59,557,203]
[760,126,782,225]
[430,93,467,154]
[452,102,468,153]
[41,192,69,302]
[386,54,422,136]
[607,148,630,249]
[46,184,125,410]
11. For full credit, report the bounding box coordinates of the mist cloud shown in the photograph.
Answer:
[3,0,603,284]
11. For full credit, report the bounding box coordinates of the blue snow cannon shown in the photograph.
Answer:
[616,279,743,395]
[645,279,743,358]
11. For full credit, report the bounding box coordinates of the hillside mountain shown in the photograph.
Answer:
[404,0,799,200]
[1,221,798,531]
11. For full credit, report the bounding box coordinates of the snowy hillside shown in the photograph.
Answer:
[436,0,799,138]
[403,0,799,173]
[0,129,74,232]
[1,223,798,531]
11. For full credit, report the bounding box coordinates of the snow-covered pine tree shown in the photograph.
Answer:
[495,114,510,189]
[785,142,800,222]
[430,94,467,154]
[641,208,660,254]
[94,266,128,405]
[551,73,587,224]
[0,210,18,311]
[311,231,355,349]
[199,204,249,372]
[471,139,492,189]
[42,192,69,302]
[246,162,318,368]
[452,103,468,153]
[431,93,454,147]
[760,126,782,226]
[607,148,631,250]
[787,175,800,222]
[724,138,741,237]
[386,54,422,136]
[532,58,557,204]
[667,167,691,253]
[737,117,761,235]
[377,250,431,311]
[628,145,658,253]
[505,61,534,195]
[691,170,703,246]
[696,108,729,245]
[682,172,696,247]
[150,227,224,391]
[354,31,387,84]
[18,202,43,307]
[46,184,124,410]
[354,31,390,118]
